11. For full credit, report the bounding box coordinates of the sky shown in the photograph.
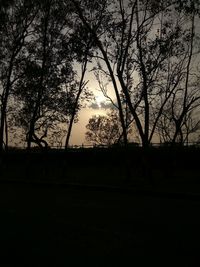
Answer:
[69,71,115,146]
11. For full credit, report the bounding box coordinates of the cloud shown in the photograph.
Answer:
[89,102,100,109]
[100,102,115,109]
[89,101,116,110]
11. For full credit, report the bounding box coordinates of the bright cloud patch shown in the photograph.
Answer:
[89,95,116,110]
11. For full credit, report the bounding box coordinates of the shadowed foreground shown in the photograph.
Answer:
[1,147,200,194]
[0,182,200,266]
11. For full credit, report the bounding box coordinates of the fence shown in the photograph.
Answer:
[4,141,200,151]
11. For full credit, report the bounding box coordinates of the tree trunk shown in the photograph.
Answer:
[65,47,89,149]
[27,5,50,149]
[0,84,11,151]
[5,113,8,150]
[0,108,5,151]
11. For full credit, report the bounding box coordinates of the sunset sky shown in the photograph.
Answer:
[70,70,115,146]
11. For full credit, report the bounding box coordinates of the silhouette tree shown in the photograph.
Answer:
[1,0,94,149]
[85,111,121,146]
[85,109,132,146]
[12,0,78,149]
[154,3,200,145]
[0,0,37,150]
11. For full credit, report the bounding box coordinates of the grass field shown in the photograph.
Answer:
[0,147,200,266]
[1,147,200,193]
[0,182,200,266]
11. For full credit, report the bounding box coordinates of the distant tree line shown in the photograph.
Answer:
[0,0,200,150]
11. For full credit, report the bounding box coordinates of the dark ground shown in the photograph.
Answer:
[0,147,200,266]
[1,147,200,192]
[0,182,200,266]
